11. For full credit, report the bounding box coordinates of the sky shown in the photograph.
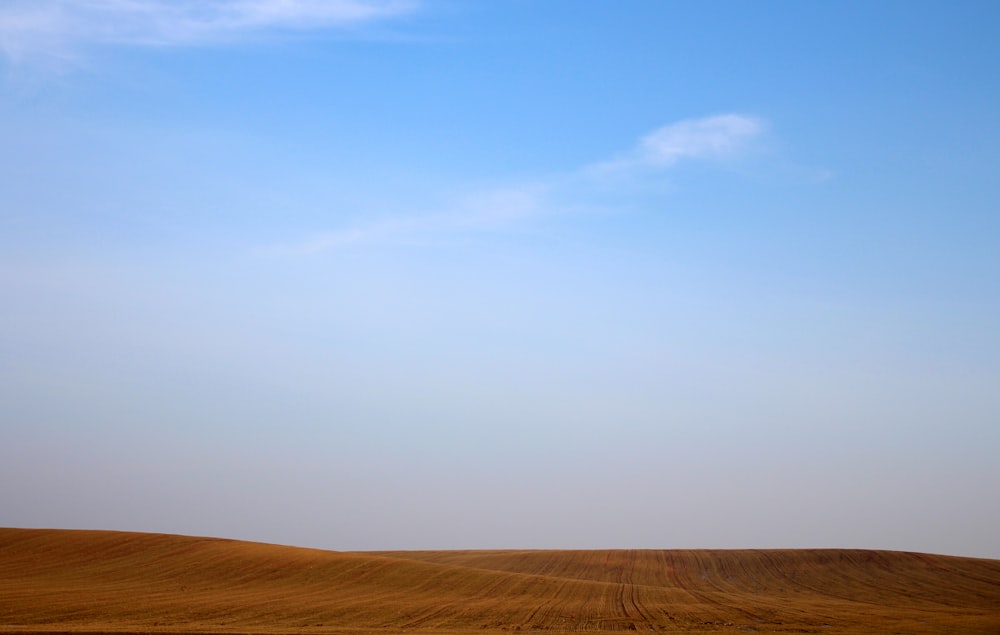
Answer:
[1,1,999,559]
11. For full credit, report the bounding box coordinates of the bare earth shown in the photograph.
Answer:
[1,528,998,635]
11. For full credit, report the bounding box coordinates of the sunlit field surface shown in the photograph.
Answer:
[1,529,998,635]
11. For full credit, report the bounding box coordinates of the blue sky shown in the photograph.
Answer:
[1,1,999,558]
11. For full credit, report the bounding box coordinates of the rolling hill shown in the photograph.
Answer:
[1,528,998,634]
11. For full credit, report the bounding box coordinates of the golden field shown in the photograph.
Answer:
[1,528,998,634]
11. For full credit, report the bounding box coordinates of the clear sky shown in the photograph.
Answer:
[1,1,999,559]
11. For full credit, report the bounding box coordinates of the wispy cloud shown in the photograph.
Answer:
[269,114,766,255]
[0,0,416,62]
[591,114,764,174]
[264,183,551,255]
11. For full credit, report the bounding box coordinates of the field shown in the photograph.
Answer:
[1,528,998,634]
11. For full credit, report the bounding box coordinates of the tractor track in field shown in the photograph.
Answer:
[518,578,571,630]
[616,551,660,630]
[399,603,456,629]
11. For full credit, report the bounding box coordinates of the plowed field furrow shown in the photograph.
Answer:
[614,551,658,630]
[2,529,1000,634]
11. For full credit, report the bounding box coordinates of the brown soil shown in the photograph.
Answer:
[1,528,998,635]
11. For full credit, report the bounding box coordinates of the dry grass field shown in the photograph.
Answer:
[1,528,998,635]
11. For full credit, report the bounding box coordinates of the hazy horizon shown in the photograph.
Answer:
[2,1,998,560]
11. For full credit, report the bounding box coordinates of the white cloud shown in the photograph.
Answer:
[272,114,765,254]
[592,114,764,173]
[0,0,416,62]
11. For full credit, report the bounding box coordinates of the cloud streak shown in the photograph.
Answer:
[0,0,416,61]
[591,114,764,173]
[272,114,765,254]
[264,183,551,255]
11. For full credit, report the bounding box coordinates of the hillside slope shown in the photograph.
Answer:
[1,528,998,634]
